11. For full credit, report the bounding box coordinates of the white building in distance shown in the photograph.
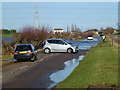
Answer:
[53,28,64,34]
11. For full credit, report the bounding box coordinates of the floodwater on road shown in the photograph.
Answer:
[48,55,84,88]
[72,37,101,50]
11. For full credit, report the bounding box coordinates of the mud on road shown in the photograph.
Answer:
[2,50,88,89]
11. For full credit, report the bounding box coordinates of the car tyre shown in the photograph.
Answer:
[35,55,38,60]
[14,60,17,63]
[31,59,34,62]
[44,48,50,54]
[67,48,73,54]
[31,57,35,62]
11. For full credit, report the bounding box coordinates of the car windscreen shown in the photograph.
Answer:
[63,39,73,44]
[15,45,32,51]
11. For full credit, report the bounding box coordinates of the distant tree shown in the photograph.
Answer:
[85,29,98,33]
[115,29,120,33]
[0,30,2,34]
[2,29,10,34]
[104,27,115,35]
[13,25,50,48]
[2,40,13,55]
[9,29,17,34]
[2,29,17,34]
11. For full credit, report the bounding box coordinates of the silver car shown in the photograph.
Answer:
[43,39,79,54]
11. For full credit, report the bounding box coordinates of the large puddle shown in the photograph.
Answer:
[48,55,84,88]
[5,59,15,62]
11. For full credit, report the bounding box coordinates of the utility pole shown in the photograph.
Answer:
[34,6,40,29]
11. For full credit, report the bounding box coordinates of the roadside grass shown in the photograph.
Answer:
[118,35,120,37]
[0,34,13,37]
[56,40,118,88]
[0,55,13,61]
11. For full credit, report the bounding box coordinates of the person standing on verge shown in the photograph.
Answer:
[102,35,106,43]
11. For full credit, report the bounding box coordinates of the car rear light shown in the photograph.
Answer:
[14,53,18,55]
[29,52,34,54]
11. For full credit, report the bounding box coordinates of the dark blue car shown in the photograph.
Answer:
[14,44,37,62]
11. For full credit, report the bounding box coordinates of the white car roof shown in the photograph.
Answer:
[46,38,64,41]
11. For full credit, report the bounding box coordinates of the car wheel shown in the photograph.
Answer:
[35,55,38,60]
[67,48,73,54]
[14,59,17,63]
[31,59,34,62]
[44,48,50,54]
[31,57,35,62]
[16,59,21,62]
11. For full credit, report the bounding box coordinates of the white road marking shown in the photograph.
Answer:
[50,54,53,56]
[39,58,44,62]
[19,65,28,70]
[10,72,13,74]
[55,53,58,55]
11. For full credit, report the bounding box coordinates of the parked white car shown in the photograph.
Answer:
[43,39,79,54]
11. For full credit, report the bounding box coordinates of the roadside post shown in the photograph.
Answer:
[112,38,113,47]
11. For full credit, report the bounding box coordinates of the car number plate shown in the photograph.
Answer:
[19,51,27,54]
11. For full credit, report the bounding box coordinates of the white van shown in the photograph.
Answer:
[87,35,93,40]
[43,39,79,54]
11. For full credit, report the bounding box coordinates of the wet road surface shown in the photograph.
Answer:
[2,50,88,89]
[49,55,84,88]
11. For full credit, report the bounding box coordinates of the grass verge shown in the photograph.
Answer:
[0,55,13,61]
[56,40,118,88]
[0,34,13,37]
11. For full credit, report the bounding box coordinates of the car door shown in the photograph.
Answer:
[55,40,68,52]
[47,40,59,52]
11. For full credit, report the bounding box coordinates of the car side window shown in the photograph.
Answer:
[55,40,65,45]
[28,45,33,51]
[47,40,66,45]
[47,40,54,44]
[61,41,66,45]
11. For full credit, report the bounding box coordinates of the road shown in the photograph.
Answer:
[2,50,88,89]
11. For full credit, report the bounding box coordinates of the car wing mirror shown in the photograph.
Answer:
[34,48,37,51]
[64,43,67,45]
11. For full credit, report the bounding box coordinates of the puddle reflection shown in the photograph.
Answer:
[48,55,84,88]
[5,59,14,62]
